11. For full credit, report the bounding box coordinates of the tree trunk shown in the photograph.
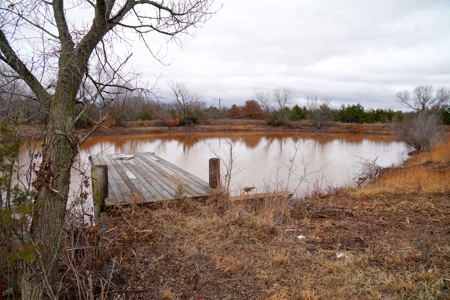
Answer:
[20,65,80,299]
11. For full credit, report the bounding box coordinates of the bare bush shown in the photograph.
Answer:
[59,209,105,300]
[253,87,294,125]
[214,138,246,194]
[354,156,382,186]
[393,110,444,153]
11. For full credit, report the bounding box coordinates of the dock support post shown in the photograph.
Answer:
[209,158,220,189]
[92,164,108,221]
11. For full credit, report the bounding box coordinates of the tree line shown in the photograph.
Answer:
[5,83,449,128]
[3,81,449,128]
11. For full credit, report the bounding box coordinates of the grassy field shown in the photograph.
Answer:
[80,137,449,299]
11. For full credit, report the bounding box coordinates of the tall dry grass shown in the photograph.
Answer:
[354,137,450,195]
[103,189,450,299]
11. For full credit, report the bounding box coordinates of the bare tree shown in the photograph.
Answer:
[396,85,450,112]
[108,93,150,126]
[273,87,293,108]
[147,100,177,125]
[393,110,444,153]
[253,87,293,125]
[306,96,333,129]
[168,81,203,125]
[206,105,228,119]
[253,88,272,118]
[0,1,217,298]
[0,67,44,123]
[273,87,294,123]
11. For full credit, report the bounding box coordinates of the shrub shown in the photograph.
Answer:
[166,118,181,127]
[289,105,307,121]
[441,104,450,125]
[392,111,444,153]
[137,109,152,121]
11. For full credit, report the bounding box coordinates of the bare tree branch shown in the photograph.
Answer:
[0,30,50,103]
[53,1,74,51]
[168,81,202,124]
[78,114,109,147]
[273,87,293,123]
[396,85,450,112]
[253,88,272,116]
[396,90,414,111]
[0,5,59,39]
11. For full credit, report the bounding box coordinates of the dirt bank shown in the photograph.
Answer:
[85,119,394,138]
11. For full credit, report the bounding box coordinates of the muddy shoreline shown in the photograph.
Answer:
[85,120,395,138]
[11,120,450,143]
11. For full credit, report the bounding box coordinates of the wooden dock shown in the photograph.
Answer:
[90,153,212,213]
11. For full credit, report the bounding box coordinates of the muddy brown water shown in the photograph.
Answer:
[77,132,407,197]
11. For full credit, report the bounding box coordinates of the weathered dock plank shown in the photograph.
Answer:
[90,152,211,207]
[109,157,146,203]
[120,157,172,200]
[131,154,188,198]
[101,154,135,203]
[137,153,206,197]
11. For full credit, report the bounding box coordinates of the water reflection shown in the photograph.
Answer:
[80,132,407,196]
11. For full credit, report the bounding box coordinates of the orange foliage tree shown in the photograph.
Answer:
[226,100,265,120]
[225,104,244,119]
[242,100,264,119]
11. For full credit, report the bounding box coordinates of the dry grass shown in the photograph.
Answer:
[356,137,450,195]
[99,138,450,299]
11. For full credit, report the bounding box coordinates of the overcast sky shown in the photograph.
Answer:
[130,0,450,111]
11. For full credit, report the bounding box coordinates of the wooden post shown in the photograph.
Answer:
[209,158,220,189]
[92,164,108,221]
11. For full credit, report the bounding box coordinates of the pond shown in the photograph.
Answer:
[78,132,407,197]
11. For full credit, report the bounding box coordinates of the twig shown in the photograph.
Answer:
[78,114,110,147]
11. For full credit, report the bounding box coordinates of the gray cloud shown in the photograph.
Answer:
[134,0,450,111]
